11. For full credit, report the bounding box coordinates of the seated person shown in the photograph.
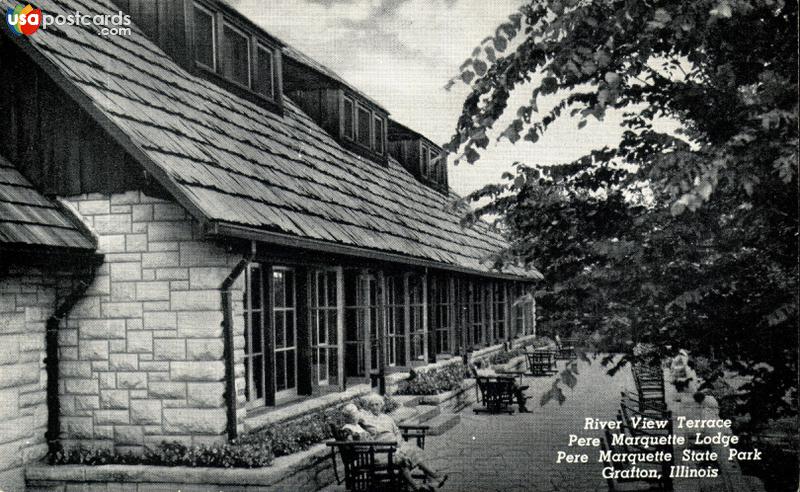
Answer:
[340,403,370,441]
[670,349,694,392]
[359,394,447,490]
[470,360,531,413]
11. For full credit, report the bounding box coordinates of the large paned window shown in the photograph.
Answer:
[244,264,266,404]
[470,281,484,347]
[429,276,452,355]
[408,274,426,363]
[356,105,371,148]
[384,276,406,367]
[193,3,279,103]
[493,283,507,342]
[309,268,341,386]
[343,97,355,140]
[272,268,296,400]
[254,44,274,98]
[344,271,378,377]
[222,23,250,87]
[193,5,216,69]
[513,284,525,337]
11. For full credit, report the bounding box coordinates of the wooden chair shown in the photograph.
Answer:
[327,440,405,492]
[556,337,577,360]
[526,349,556,376]
[473,376,516,414]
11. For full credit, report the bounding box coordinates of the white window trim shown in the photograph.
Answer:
[193,3,217,71]
[222,21,252,88]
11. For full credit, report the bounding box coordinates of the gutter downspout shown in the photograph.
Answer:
[46,264,99,456]
[220,242,255,441]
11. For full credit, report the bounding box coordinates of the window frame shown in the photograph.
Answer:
[355,103,372,149]
[373,114,385,154]
[220,21,252,89]
[193,2,217,72]
[254,42,276,100]
[342,96,356,141]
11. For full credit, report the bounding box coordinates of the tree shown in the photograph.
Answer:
[447,0,798,431]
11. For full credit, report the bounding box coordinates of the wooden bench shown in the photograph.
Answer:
[526,349,557,376]
[631,364,666,408]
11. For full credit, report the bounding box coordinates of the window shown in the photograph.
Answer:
[343,97,355,140]
[493,283,507,342]
[344,271,378,377]
[357,105,371,147]
[373,116,384,154]
[408,274,426,362]
[222,23,250,87]
[255,44,274,99]
[272,268,296,399]
[470,281,484,347]
[385,276,406,367]
[420,144,430,178]
[244,264,266,404]
[513,284,525,337]
[429,276,452,355]
[194,4,215,69]
[309,269,341,386]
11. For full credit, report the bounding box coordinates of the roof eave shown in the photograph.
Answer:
[208,221,540,282]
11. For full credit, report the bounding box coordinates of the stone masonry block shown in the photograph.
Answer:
[60,361,92,378]
[64,378,98,395]
[102,302,143,319]
[126,331,152,353]
[110,263,142,282]
[0,339,19,365]
[97,235,125,253]
[115,425,144,445]
[125,234,148,253]
[153,339,185,361]
[163,408,226,435]
[170,361,225,382]
[95,410,129,425]
[176,311,223,338]
[78,199,110,215]
[143,312,176,330]
[188,267,229,290]
[99,373,116,389]
[109,353,138,371]
[111,191,140,205]
[149,241,179,252]
[109,339,126,353]
[132,204,152,222]
[86,275,111,296]
[179,242,227,267]
[94,214,132,234]
[186,339,224,361]
[130,400,161,425]
[100,390,129,409]
[155,268,188,280]
[171,291,219,311]
[62,417,93,439]
[153,203,186,220]
[141,252,180,269]
[187,382,225,408]
[148,222,192,242]
[79,340,109,360]
[135,282,170,301]
[80,320,126,340]
[149,382,186,399]
[118,372,147,390]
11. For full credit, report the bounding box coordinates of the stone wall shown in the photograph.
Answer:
[59,191,247,452]
[0,268,68,491]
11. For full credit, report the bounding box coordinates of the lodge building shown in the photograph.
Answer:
[0,0,540,488]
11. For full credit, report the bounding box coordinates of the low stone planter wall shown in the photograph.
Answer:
[26,443,335,492]
[418,379,476,406]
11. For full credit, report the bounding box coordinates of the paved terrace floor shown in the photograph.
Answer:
[424,356,634,492]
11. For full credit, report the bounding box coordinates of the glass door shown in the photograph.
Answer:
[310,268,341,386]
[272,268,296,401]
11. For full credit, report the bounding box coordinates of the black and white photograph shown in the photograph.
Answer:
[0,0,797,491]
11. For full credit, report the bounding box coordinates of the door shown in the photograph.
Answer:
[272,267,297,401]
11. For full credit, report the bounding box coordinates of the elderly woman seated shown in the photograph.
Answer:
[357,394,447,491]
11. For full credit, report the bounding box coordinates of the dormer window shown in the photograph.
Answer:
[356,105,371,147]
[194,5,216,70]
[222,23,250,87]
[373,116,384,154]
[343,97,355,140]
[191,1,282,111]
[337,94,386,157]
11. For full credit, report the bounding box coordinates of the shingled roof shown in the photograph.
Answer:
[5,0,539,280]
[0,154,95,251]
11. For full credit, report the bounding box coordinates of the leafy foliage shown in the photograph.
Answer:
[395,362,467,395]
[447,0,798,434]
[51,395,401,467]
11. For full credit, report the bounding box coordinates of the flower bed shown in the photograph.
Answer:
[394,362,466,396]
[51,395,398,468]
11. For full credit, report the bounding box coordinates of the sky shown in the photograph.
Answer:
[228,0,628,197]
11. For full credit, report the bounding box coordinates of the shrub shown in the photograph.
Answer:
[51,394,401,467]
[395,362,465,395]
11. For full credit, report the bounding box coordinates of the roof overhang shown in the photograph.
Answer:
[208,221,542,282]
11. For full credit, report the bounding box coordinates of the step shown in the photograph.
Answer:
[418,413,460,436]
[391,403,440,425]
[390,394,423,408]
